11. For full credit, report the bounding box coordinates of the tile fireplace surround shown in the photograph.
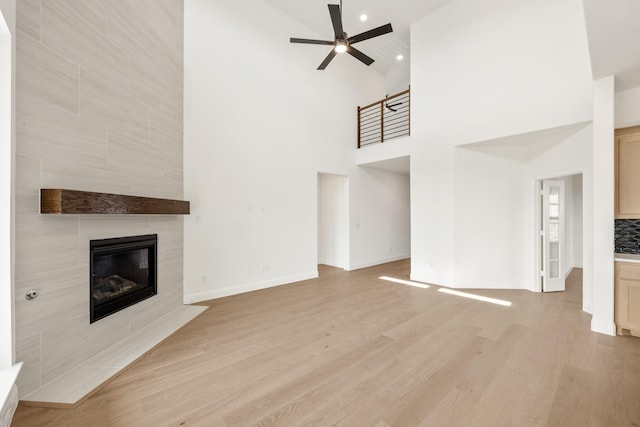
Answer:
[14,0,194,406]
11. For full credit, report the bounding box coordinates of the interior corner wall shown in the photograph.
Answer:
[453,149,528,289]
[348,167,411,271]
[615,86,640,128]
[184,0,394,303]
[410,142,455,286]
[409,0,593,289]
[451,128,591,291]
[385,60,410,96]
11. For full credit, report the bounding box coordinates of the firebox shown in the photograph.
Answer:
[90,234,157,323]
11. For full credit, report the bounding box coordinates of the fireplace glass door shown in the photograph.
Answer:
[90,234,157,323]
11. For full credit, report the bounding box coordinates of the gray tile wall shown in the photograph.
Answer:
[15,0,184,395]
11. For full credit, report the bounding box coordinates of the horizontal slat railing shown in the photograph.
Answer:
[357,87,410,148]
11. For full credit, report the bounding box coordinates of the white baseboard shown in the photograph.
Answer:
[591,317,616,336]
[317,258,346,269]
[410,272,452,288]
[583,301,593,315]
[453,281,527,290]
[410,272,525,290]
[347,254,410,271]
[184,271,319,304]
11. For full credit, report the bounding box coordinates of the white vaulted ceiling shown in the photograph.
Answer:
[582,0,640,92]
[264,0,454,75]
[267,0,640,94]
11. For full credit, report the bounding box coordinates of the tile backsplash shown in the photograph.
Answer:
[615,219,640,254]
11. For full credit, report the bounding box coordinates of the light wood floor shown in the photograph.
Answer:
[12,260,640,426]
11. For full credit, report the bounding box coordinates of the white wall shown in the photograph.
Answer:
[410,0,592,145]
[453,148,527,288]
[0,0,13,373]
[0,1,19,424]
[0,0,13,33]
[616,85,640,128]
[591,76,616,335]
[349,167,411,270]
[184,0,410,302]
[564,175,575,278]
[573,174,584,268]
[318,173,348,268]
[410,0,593,291]
[549,173,583,278]
[384,59,410,96]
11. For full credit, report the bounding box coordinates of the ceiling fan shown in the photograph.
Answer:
[290,1,393,70]
[386,101,403,112]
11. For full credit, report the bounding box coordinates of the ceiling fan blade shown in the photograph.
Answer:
[387,102,403,108]
[290,37,335,46]
[328,4,344,38]
[347,46,374,66]
[318,49,338,70]
[347,23,393,44]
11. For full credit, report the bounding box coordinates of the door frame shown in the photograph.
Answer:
[317,172,350,270]
[541,179,565,292]
[533,171,584,293]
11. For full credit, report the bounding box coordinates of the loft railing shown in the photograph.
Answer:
[357,87,410,148]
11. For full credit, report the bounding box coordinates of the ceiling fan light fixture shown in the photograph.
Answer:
[335,40,348,53]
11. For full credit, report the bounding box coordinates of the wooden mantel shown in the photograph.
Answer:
[40,189,190,215]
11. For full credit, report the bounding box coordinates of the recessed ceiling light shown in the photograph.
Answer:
[396,54,404,61]
[360,14,367,22]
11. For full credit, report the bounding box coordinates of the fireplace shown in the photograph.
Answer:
[90,234,157,323]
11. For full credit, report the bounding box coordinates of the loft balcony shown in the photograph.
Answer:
[356,88,411,174]
[357,87,410,148]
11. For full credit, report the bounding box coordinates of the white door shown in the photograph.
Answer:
[541,180,565,292]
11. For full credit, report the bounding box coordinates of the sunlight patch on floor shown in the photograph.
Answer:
[379,276,430,289]
[438,288,512,307]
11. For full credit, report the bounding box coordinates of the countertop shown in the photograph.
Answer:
[615,253,640,263]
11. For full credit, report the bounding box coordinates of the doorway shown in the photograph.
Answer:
[535,174,583,293]
[317,173,349,270]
